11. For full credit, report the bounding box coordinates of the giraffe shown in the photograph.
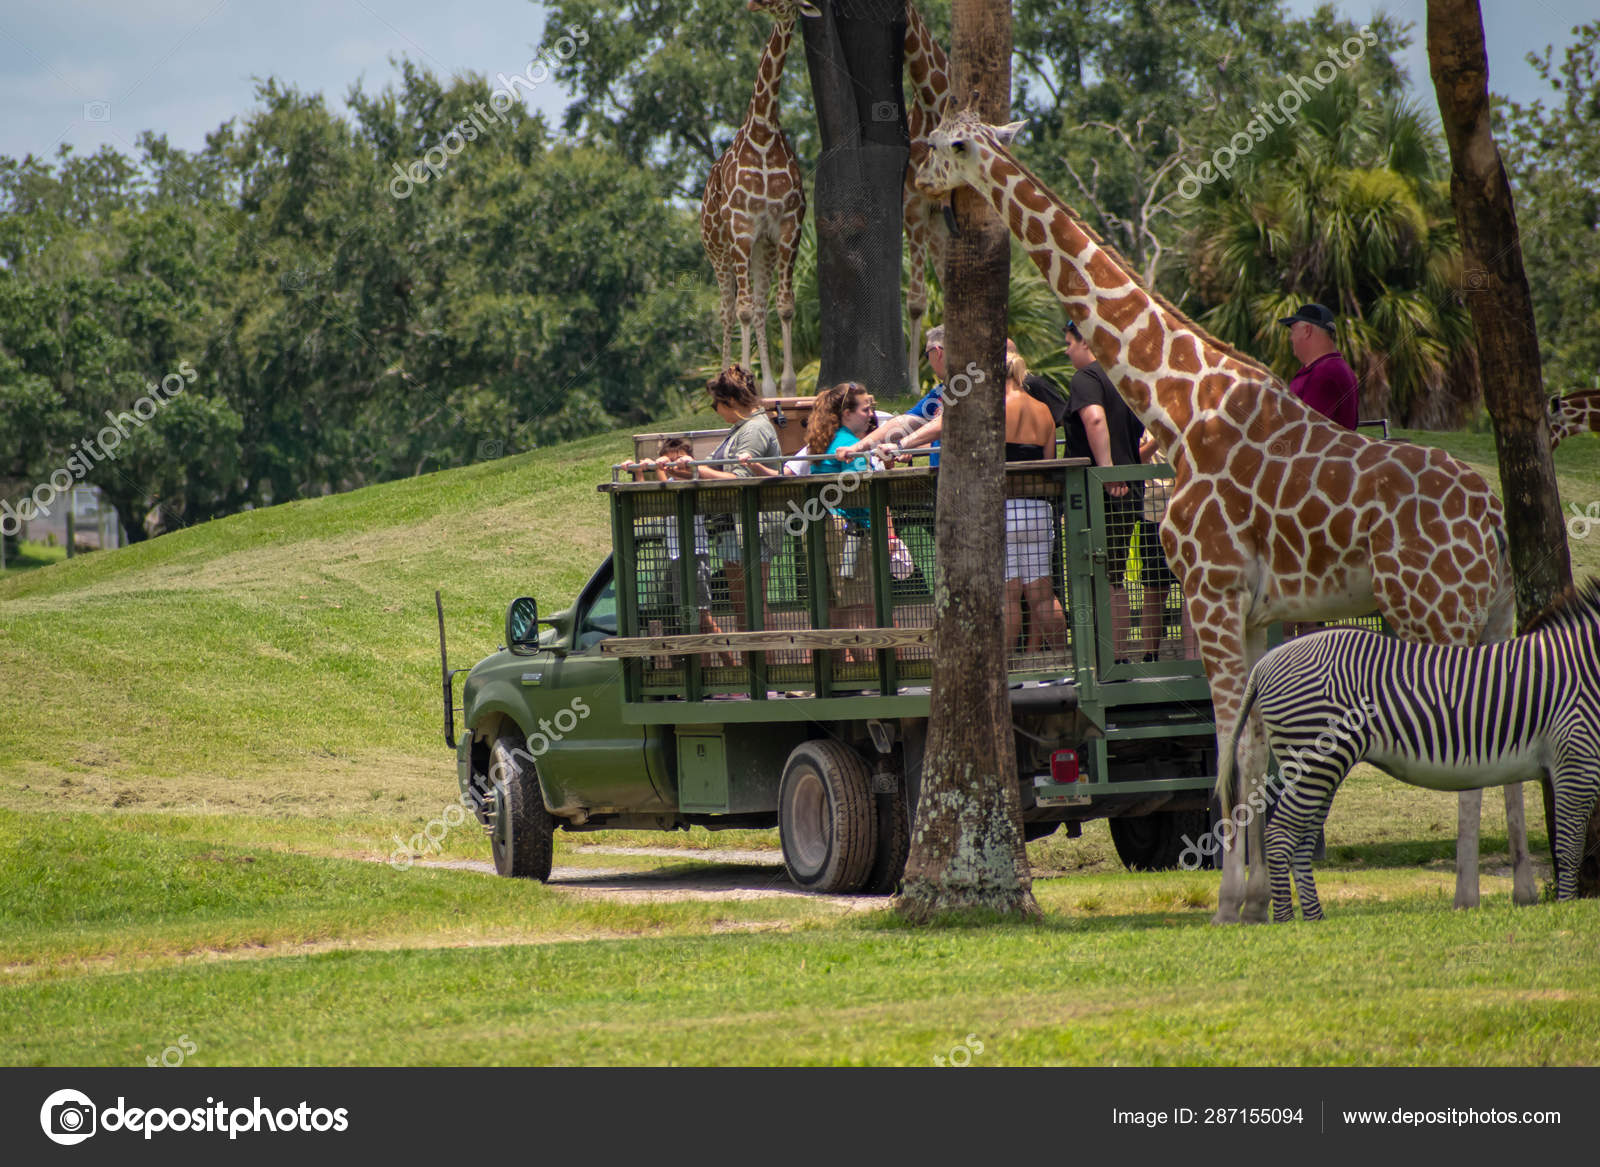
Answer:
[1551,390,1600,448]
[913,111,1534,922]
[900,0,952,395]
[700,0,819,397]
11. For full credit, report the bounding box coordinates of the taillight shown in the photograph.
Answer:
[1050,749,1079,783]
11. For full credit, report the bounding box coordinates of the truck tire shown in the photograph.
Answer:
[1108,809,1208,872]
[862,786,910,895]
[489,733,555,881]
[778,740,877,893]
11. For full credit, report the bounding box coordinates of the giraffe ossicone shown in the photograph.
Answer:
[699,0,820,397]
[913,109,1534,922]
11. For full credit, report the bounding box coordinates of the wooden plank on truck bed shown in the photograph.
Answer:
[601,626,934,657]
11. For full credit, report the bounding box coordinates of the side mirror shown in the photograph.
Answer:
[506,597,541,650]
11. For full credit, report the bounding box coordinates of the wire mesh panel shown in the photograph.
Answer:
[1003,465,1074,675]
[886,472,936,680]
[1129,462,1197,662]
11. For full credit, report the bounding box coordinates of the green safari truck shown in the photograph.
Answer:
[438,448,1220,893]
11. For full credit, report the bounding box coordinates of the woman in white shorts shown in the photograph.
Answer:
[1003,350,1067,654]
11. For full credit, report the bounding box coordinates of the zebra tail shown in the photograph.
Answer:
[1216,663,1266,824]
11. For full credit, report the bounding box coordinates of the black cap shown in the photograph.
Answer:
[1278,303,1336,334]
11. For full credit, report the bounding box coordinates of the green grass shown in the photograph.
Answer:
[0,539,67,575]
[1,419,1596,1066]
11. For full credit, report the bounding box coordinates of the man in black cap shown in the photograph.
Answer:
[1279,303,1358,430]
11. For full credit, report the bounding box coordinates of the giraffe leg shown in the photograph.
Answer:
[775,215,802,397]
[1192,586,1263,925]
[1455,788,1482,909]
[1505,782,1537,906]
[713,259,738,373]
[734,255,755,379]
[1241,796,1270,924]
[749,238,777,397]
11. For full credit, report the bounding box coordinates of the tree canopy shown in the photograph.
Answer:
[3,3,1596,540]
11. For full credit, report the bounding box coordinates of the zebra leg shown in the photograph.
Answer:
[1293,785,1340,922]
[1263,809,1297,922]
[1551,751,1600,901]
[1455,788,1482,909]
[1504,782,1537,906]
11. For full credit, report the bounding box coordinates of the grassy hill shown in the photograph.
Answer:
[3,419,1599,1068]
[3,418,1594,812]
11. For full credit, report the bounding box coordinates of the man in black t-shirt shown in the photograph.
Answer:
[1063,320,1147,662]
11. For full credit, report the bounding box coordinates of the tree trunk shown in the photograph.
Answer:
[1427,0,1591,895]
[898,0,1038,921]
[801,0,910,395]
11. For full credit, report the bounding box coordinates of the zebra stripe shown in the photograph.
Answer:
[1219,581,1600,921]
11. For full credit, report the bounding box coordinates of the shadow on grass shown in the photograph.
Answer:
[1322,833,1545,870]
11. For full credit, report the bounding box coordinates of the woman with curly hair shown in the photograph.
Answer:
[805,382,880,655]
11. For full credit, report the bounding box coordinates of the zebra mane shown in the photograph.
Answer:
[1519,577,1600,637]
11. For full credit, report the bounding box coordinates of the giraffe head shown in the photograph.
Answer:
[1549,390,1599,449]
[746,0,821,22]
[912,110,1026,199]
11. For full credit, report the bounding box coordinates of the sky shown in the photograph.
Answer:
[0,0,1592,165]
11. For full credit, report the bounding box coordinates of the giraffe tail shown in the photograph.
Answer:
[1215,661,1267,825]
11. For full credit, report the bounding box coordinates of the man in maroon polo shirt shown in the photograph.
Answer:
[1279,303,1359,430]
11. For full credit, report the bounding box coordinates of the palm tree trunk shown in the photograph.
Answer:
[898,0,1038,921]
[1427,0,1591,894]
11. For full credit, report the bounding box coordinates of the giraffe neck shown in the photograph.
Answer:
[902,3,948,122]
[970,142,1279,452]
[742,20,797,138]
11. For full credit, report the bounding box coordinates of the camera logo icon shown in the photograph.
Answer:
[870,100,898,122]
[40,1088,97,1145]
[83,101,111,123]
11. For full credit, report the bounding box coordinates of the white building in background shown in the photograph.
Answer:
[19,485,126,552]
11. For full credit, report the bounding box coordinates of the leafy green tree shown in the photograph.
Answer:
[546,0,822,201]
[1499,21,1600,392]
[1183,77,1478,427]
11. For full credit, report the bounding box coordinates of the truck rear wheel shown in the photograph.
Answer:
[1108,809,1208,872]
[778,740,876,893]
[490,733,554,881]
[862,785,910,895]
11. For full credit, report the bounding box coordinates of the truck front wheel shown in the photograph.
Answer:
[778,740,876,893]
[489,733,555,881]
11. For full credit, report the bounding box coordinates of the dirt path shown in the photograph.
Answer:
[407,848,878,908]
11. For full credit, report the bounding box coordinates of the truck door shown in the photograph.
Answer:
[534,557,673,813]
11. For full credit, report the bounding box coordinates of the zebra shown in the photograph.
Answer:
[1218,579,1600,921]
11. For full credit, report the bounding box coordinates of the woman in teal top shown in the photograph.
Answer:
[805,383,880,655]
[807,382,875,526]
